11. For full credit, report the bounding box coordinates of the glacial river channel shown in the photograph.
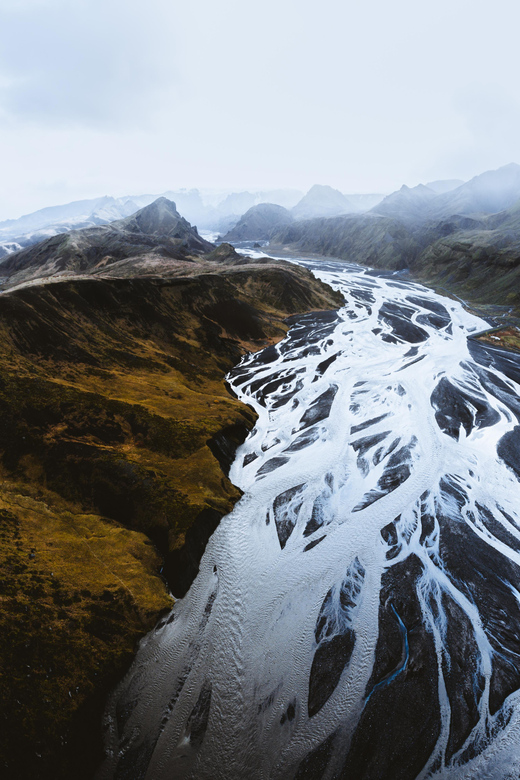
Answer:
[99,257,520,780]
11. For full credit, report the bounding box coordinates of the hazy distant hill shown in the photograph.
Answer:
[372,164,520,226]
[0,196,140,258]
[292,185,355,220]
[425,179,465,194]
[373,184,438,224]
[0,195,137,235]
[223,203,294,242]
[429,163,520,221]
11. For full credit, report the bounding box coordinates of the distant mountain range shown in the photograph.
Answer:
[222,186,387,242]
[3,162,520,314]
[0,185,386,258]
[0,189,305,257]
[271,163,520,315]
[373,163,520,225]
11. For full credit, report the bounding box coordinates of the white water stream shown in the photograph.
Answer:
[99,259,520,780]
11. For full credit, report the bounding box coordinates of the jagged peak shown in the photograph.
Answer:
[122,197,187,236]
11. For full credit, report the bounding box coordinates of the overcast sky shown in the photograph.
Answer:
[0,0,519,219]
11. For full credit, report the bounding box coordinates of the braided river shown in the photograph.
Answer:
[99,258,520,780]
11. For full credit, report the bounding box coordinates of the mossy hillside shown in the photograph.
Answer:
[0,265,341,779]
[413,233,520,316]
[0,486,172,779]
[474,326,520,352]
[0,270,341,553]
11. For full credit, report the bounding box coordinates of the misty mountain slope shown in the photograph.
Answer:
[373,163,520,226]
[271,213,419,270]
[292,184,355,220]
[372,183,438,224]
[0,198,213,288]
[222,203,295,242]
[430,162,520,220]
[0,195,137,236]
[272,188,520,314]
[425,178,465,193]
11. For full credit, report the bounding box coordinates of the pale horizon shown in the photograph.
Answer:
[1,0,519,220]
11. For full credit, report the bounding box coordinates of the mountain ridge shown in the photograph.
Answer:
[0,197,213,288]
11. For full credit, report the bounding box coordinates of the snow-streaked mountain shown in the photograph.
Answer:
[0,189,306,258]
[0,197,213,289]
[0,196,140,258]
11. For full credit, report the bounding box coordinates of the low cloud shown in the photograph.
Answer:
[0,0,178,128]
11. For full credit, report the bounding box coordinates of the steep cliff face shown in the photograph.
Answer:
[0,259,342,779]
[415,228,520,311]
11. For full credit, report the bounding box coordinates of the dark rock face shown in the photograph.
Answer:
[206,422,252,476]
[223,203,294,242]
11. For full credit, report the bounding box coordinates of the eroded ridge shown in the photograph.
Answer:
[99,260,520,780]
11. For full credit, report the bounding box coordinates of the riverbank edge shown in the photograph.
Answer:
[267,244,520,354]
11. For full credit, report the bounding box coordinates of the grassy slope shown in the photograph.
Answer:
[415,228,520,315]
[0,266,342,779]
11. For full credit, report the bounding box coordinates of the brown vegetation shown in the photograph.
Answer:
[0,260,341,778]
